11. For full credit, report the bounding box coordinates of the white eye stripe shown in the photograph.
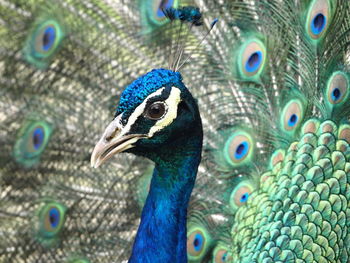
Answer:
[120,87,182,137]
[121,87,165,136]
[149,87,181,136]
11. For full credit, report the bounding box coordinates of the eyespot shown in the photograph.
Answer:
[193,233,203,251]
[214,248,231,263]
[224,131,253,166]
[48,207,60,227]
[145,101,167,120]
[306,0,331,40]
[142,0,178,27]
[37,25,56,53]
[32,127,44,150]
[38,202,66,238]
[13,120,53,168]
[326,71,349,105]
[281,100,304,132]
[238,39,266,77]
[187,228,210,260]
[33,22,61,57]
[229,182,254,210]
[24,20,64,68]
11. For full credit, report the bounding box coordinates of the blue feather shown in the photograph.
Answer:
[164,6,203,26]
[111,69,203,262]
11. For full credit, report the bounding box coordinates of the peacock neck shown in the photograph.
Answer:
[129,133,203,263]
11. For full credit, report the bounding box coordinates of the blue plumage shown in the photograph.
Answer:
[193,233,204,251]
[33,127,45,150]
[164,6,203,26]
[245,51,262,73]
[116,69,184,117]
[130,156,201,263]
[48,207,60,228]
[3,0,350,262]
[157,0,174,18]
[92,68,203,262]
[42,26,56,51]
[311,13,326,35]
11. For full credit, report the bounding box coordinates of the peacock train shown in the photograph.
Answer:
[1,0,350,262]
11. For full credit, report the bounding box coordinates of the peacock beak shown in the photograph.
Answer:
[90,115,147,168]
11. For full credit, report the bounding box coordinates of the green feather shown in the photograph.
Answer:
[35,201,67,247]
[1,0,350,262]
[13,119,53,168]
[23,18,65,69]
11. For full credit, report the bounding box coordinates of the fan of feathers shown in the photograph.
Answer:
[2,0,350,262]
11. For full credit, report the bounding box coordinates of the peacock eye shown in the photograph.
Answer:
[13,120,52,168]
[193,233,203,251]
[224,131,253,166]
[306,0,331,40]
[32,127,45,150]
[32,21,62,58]
[187,229,207,257]
[23,18,64,69]
[214,249,230,263]
[38,202,66,239]
[281,99,304,132]
[42,26,56,51]
[238,39,266,78]
[48,207,60,228]
[229,182,254,210]
[145,101,167,120]
[326,71,349,105]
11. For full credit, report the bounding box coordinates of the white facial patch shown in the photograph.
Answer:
[120,87,182,137]
[148,87,181,136]
[120,88,165,136]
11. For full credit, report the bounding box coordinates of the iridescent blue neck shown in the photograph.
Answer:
[129,135,202,263]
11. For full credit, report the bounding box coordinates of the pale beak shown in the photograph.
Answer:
[90,116,147,168]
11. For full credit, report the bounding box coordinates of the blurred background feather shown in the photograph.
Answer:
[1,0,350,262]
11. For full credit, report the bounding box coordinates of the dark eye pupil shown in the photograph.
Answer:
[147,102,165,119]
[313,13,325,32]
[193,238,199,247]
[48,208,60,228]
[50,214,56,225]
[222,252,227,261]
[33,127,44,150]
[333,88,341,100]
[43,32,50,47]
[248,52,259,68]
[42,26,56,51]
[33,133,40,146]
[236,143,245,155]
[290,114,297,124]
[240,193,248,202]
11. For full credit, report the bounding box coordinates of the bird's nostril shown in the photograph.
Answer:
[105,129,120,142]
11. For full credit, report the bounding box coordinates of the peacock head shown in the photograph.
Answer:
[91,68,201,168]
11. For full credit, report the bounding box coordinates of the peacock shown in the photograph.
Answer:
[1,0,350,262]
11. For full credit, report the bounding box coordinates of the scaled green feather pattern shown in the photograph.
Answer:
[231,120,350,262]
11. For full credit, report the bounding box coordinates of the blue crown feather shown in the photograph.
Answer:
[164,6,203,26]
